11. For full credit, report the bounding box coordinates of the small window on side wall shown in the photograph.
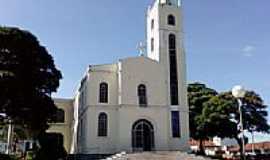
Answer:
[151,19,154,29]
[151,38,154,52]
[168,15,175,26]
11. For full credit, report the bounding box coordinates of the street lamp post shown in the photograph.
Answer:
[6,119,13,155]
[232,85,246,160]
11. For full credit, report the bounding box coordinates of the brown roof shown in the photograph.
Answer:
[228,142,270,152]
[189,139,217,147]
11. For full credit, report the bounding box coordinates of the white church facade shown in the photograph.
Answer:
[48,0,190,154]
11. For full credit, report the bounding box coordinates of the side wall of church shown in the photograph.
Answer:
[76,64,119,154]
[87,64,119,106]
[82,106,118,154]
[48,98,74,153]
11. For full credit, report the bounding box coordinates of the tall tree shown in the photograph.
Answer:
[188,82,218,155]
[215,91,270,158]
[220,91,270,158]
[0,26,62,136]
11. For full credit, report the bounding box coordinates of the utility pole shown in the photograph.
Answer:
[252,131,255,154]
[6,119,13,154]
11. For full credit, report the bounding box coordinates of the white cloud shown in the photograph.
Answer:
[242,45,256,57]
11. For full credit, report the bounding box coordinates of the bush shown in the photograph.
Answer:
[34,133,67,160]
[0,154,16,160]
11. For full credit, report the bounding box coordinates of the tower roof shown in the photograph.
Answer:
[159,0,181,7]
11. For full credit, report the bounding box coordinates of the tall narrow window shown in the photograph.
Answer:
[169,34,179,105]
[98,113,108,137]
[171,111,180,137]
[99,82,108,103]
[151,19,154,29]
[138,84,147,106]
[168,15,175,26]
[151,38,154,52]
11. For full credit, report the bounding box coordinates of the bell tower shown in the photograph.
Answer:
[146,0,186,107]
[146,0,189,148]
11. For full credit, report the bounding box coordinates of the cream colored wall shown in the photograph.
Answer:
[147,2,160,61]
[158,3,190,148]
[47,98,74,153]
[87,64,118,106]
[79,105,189,154]
[147,2,182,63]
[117,105,170,152]
[81,106,118,154]
[158,4,182,32]
[118,105,189,152]
[120,57,168,106]
[74,64,119,153]
[147,1,188,109]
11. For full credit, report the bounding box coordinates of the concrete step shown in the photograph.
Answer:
[126,151,212,160]
[67,154,111,160]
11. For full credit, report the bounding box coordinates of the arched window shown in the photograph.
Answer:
[99,82,108,103]
[168,34,179,105]
[98,113,108,137]
[151,19,154,29]
[138,84,147,106]
[168,15,175,26]
[151,38,154,52]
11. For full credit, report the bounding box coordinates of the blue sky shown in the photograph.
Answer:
[0,0,269,142]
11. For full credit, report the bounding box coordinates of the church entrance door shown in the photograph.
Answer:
[132,119,154,151]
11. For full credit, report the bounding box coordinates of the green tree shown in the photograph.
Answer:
[188,82,218,155]
[202,90,269,159]
[0,125,28,142]
[34,133,67,160]
[214,91,270,158]
[0,26,62,136]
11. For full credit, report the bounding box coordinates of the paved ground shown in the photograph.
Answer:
[126,151,213,160]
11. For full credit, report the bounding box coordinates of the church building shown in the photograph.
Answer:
[48,0,190,154]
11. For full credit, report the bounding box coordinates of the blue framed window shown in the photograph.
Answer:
[171,111,180,137]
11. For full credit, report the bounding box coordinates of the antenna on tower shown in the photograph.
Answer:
[136,41,146,56]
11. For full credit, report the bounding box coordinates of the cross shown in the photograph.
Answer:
[137,41,146,56]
